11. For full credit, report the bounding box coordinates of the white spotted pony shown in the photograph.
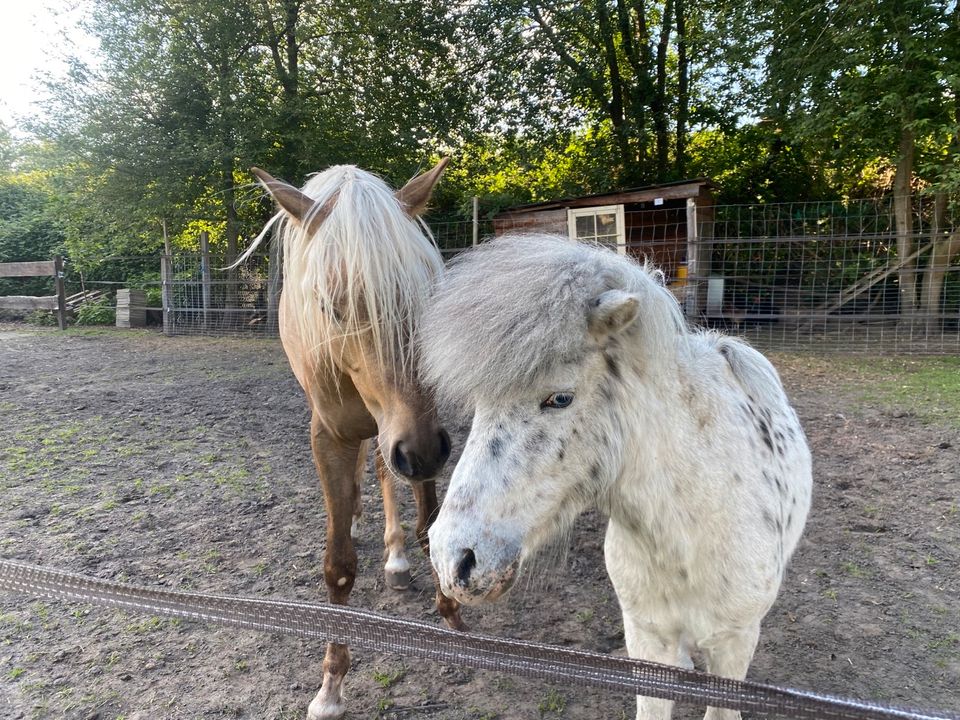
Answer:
[422,234,812,720]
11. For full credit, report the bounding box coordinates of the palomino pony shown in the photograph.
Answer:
[245,161,463,720]
[421,234,812,720]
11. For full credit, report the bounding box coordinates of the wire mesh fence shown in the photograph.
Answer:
[23,197,957,353]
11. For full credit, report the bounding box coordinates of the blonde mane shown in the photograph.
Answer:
[244,165,444,376]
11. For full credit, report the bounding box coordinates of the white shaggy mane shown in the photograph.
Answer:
[419,234,686,407]
[244,165,444,376]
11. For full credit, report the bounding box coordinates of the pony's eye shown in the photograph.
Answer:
[541,392,575,410]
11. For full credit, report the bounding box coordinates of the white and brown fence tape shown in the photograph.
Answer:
[0,559,955,720]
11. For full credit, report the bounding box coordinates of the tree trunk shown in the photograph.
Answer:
[596,0,633,183]
[222,156,240,312]
[674,0,688,178]
[653,0,674,181]
[893,123,916,319]
[921,192,960,332]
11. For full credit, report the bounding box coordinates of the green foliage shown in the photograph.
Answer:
[1,0,956,271]
[686,125,832,204]
[74,297,116,326]
[0,172,64,297]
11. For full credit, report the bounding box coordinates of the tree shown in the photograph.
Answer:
[463,0,739,188]
[758,0,960,321]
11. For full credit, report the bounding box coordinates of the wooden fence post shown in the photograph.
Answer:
[54,256,67,330]
[472,196,479,247]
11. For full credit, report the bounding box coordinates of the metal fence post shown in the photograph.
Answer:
[684,199,700,321]
[200,231,212,330]
[161,255,173,336]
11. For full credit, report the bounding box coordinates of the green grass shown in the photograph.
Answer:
[537,689,566,716]
[777,354,960,427]
[372,666,405,688]
[854,356,960,426]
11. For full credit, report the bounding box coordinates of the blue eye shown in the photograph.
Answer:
[541,392,575,409]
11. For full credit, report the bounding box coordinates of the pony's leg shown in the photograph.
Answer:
[306,417,361,720]
[350,439,370,540]
[622,614,680,720]
[410,480,466,630]
[374,448,411,590]
[699,624,761,720]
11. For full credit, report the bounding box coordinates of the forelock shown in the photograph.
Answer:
[419,234,641,407]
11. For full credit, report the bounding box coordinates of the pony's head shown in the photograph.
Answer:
[253,160,451,480]
[420,235,685,602]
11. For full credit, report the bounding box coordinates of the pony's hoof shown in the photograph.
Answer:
[443,612,468,632]
[307,694,346,720]
[385,567,412,590]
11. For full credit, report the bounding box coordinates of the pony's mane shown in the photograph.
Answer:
[245,165,444,376]
[419,234,687,408]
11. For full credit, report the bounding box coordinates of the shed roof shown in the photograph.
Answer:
[494,177,714,216]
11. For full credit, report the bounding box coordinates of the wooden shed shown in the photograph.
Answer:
[492,179,716,318]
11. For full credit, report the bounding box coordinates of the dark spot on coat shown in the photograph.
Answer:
[600,383,614,402]
[489,437,503,459]
[758,419,774,453]
[604,353,621,380]
[733,472,743,484]
[529,430,547,448]
[558,447,565,462]
[762,509,777,532]
[589,463,601,482]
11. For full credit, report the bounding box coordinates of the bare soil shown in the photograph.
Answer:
[0,326,957,720]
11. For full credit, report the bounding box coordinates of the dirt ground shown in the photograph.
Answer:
[0,326,957,720]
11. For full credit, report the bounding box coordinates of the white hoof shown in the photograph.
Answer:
[307,690,346,720]
[384,556,411,590]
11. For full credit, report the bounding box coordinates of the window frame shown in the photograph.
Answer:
[566,204,627,255]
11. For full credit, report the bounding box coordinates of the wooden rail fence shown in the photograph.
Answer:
[0,257,67,330]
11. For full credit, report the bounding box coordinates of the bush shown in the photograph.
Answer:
[75,297,116,325]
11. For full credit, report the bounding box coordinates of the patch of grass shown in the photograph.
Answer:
[538,689,566,716]
[840,356,960,427]
[372,666,405,688]
[375,697,394,713]
[7,667,25,680]
[125,616,164,634]
[203,550,222,573]
[927,633,959,651]
[840,561,869,578]
[574,608,594,623]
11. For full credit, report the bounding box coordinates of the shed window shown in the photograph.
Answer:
[567,205,626,254]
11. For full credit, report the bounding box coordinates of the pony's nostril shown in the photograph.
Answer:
[392,442,414,477]
[455,548,476,587]
[437,429,451,463]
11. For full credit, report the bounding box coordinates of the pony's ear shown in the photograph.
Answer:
[395,157,450,217]
[587,289,639,338]
[252,167,327,233]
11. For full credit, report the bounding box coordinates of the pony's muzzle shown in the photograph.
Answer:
[391,428,451,481]
[436,546,520,605]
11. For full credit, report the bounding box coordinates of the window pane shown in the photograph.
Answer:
[575,215,595,238]
[597,212,618,232]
